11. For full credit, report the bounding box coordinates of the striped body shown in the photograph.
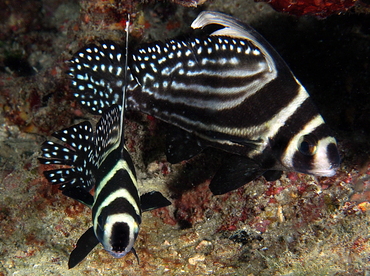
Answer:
[39,105,170,267]
[91,105,140,258]
[68,12,340,195]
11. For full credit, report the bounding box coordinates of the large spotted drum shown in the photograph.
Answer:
[68,11,340,195]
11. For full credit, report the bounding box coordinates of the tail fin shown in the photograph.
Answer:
[68,41,126,115]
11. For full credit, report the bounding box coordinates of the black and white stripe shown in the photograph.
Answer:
[91,105,141,259]
[68,11,340,195]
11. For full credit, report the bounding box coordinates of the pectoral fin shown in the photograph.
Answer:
[68,227,99,269]
[263,170,283,181]
[209,155,263,195]
[140,191,171,212]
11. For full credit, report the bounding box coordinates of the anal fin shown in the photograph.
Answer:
[68,227,99,269]
[140,191,171,212]
[209,155,263,195]
[166,126,205,164]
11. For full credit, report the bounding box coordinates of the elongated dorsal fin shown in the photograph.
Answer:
[191,11,279,73]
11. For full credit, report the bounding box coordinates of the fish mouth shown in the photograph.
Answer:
[309,168,338,177]
[309,158,341,177]
[108,250,129,258]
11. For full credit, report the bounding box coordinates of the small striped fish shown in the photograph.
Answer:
[39,105,170,268]
[68,11,340,195]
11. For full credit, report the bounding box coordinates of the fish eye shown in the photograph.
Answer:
[298,134,318,156]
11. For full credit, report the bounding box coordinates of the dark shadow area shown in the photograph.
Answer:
[137,117,223,197]
[165,148,223,197]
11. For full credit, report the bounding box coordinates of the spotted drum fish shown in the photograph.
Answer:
[68,11,340,195]
[39,105,171,268]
